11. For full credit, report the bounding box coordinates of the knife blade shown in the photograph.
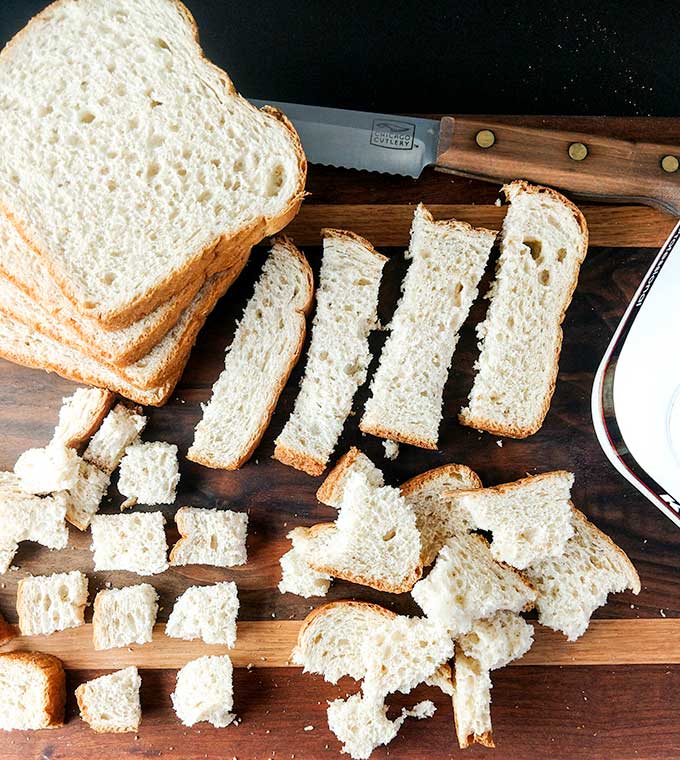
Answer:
[252,99,680,214]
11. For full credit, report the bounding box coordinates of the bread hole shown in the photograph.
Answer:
[523,239,543,264]
[557,247,567,262]
[106,62,116,73]
[169,123,180,133]
[383,529,396,541]
[176,165,187,178]
[149,133,164,148]
[128,117,138,130]
[266,164,285,196]
[197,190,212,204]
[209,534,218,551]
[232,178,241,191]
[452,282,463,307]
[354,277,371,286]
[211,158,221,168]
[106,179,117,192]
[147,162,160,180]
[155,38,170,50]
[150,100,163,108]
[38,104,53,118]
[214,203,224,216]
[538,269,550,286]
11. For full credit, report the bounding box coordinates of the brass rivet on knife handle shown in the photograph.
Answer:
[568,142,588,161]
[475,129,496,149]
[661,155,679,173]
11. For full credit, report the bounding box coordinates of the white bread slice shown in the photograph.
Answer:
[75,666,141,733]
[170,507,248,567]
[92,584,158,650]
[457,611,534,671]
[0,0,305,328]
[171,655,235,728]
[453,471,575,569]
[188,238,313,469]
[291,471,422,593]
[274,230,387,475]
[90,512,168,575]
[411,533,535,635]
[16,570,88,636]
[361,205,496,449]
[452,651,494,749]
[525,508,640,640]
[64,461,110,531]
[460,181,589,437]
[52,387,114,448]
[166,581,239,647]
[316,447,384,508]
[118,441,180,508]
[14,442,81,495]
[83,404,147,474]
[0,651,66,730]
[278,544,331,598]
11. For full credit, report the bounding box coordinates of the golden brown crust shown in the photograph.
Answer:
[358,420,440,450]
[0,651,66,728]
[416,202,498,240]
[273,444,326,477]
[315,447,366,505]
[441,470,572,501]
[60,389,115,448]
[321,228,389,263]
[297,599,397,646]
[0,612,17,647]
[400,463,483,497]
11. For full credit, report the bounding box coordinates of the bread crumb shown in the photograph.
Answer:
[660,609,666,617]
[383,439,399,460]
[495,198,502,206]
[303,725,314,731]
[496,439,503,447]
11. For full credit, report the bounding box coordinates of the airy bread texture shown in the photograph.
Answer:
[14,442,81,494]
[0,0,306,327]
[460,181,589,437]
[64,461,110,531]
[92,583,158,650]
[170,507,248,567]
[0,651,66,730]
[457,611,534,671]
[166,581,239,647]
[411,533,535,635]
[84,404,146,473]
[118,441,180,508]
[171,655,235,728]
[452,652,494,749]
[51,387,114,447]
[291,471,422,593]
[361,205,496,449]
[75,666,141,733]
[525,508,640,640]
[188,238,313,469]
[17,570,88,635]
[91,512,168,575]
[327,693,403,760]
[455,471,575,570]
[278,541,331,598]
[274,230,387,475]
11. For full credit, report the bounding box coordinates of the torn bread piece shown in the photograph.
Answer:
[170,507,247,567]
[92,584,158,650]
[460,181,589,437]
[14,442,81,494]
[457,611,534,671]
[166,581,239,647]
[171,655,235,728]
[51,387,115,448]
[278,544,331,598]
[361,205,496,449]
[75,666,141,733]
[17,571,88,636]
[274,230,387,475]
[118,441,180,508]
[316,447,384,508]
[188,238,313,469]
[525,508,640,640]
[452,471,575,569]
[90,512,168,575]
[453,651,494,749]
[0,651,66,730]
[65,461,110,531]
[83,404,147,474]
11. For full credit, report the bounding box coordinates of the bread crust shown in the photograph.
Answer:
[0,651,66,728]
[400,463,483,497]
[320,228,389,263]
[58,389,115,448]
[459,180,589,438]
[0,612,17,647]
[0,0,307,328]
[358,421,439,451]
[273,444,326,477]
[442,469,572,501]
[315,447,366,505]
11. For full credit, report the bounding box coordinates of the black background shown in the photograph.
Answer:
[1,0,679,116]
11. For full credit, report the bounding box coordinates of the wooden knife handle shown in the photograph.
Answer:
[436,117,680,215]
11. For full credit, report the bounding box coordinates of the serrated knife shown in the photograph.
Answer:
[252,100,680,215]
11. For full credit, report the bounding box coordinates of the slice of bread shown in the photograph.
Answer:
[171,655,235,728]
[0,612,16,647]
[65,461,110,531]
[457,611,534,671]
[118,441,179,508]
[525,508,640,640]
[90,512,168,575]
[361,205,496,449]
[188,238,313,469]
[291,471,422,593]
[411,533,535,635]
[52,387,114,448]
[316,447,384,508]
[274,230,387,475]
[75,666,142,733]
[92,584,158,650]
[83,404,147,474]
[166,581,239,647]
[453,471,575,570]
[170,507,248,567]
[460,181,589,437]
[14,442,81,494]
[452,651,494,749]
[17,570,88,635]
[0,651,66,730]
[278,545,331,598]
[0,0,305,328]
[327,693,403,760]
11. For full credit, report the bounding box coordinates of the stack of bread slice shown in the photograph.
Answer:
[0,0,306,405]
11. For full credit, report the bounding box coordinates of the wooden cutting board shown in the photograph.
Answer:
[0,116,678,760]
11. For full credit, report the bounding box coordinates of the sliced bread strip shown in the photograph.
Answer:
[75,666,142,733]
[170,507,248,567]
[525,508,640,640]
[166,581,239,647]
[274,230,387,475]
[361,205,496,449]
[460,180,589,437]
[0,0,305,327]
[83,404,147,474]
[171,655,235,728]
[278,544,331,598]
[92,584,158,650]
[188,238,313,469]
[14,442,81,495]
[90,512,168,575]
[64,462,110,531]
[118,441,180,508]
[0,651,66,730]
[457,611,534,671]
[452,651,494,749]
[17,570,88,636]
[452,471,575,569]
[411,533,535,636]
[52,387,114,448]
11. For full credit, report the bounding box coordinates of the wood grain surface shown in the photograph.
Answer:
[0,116,678,759]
